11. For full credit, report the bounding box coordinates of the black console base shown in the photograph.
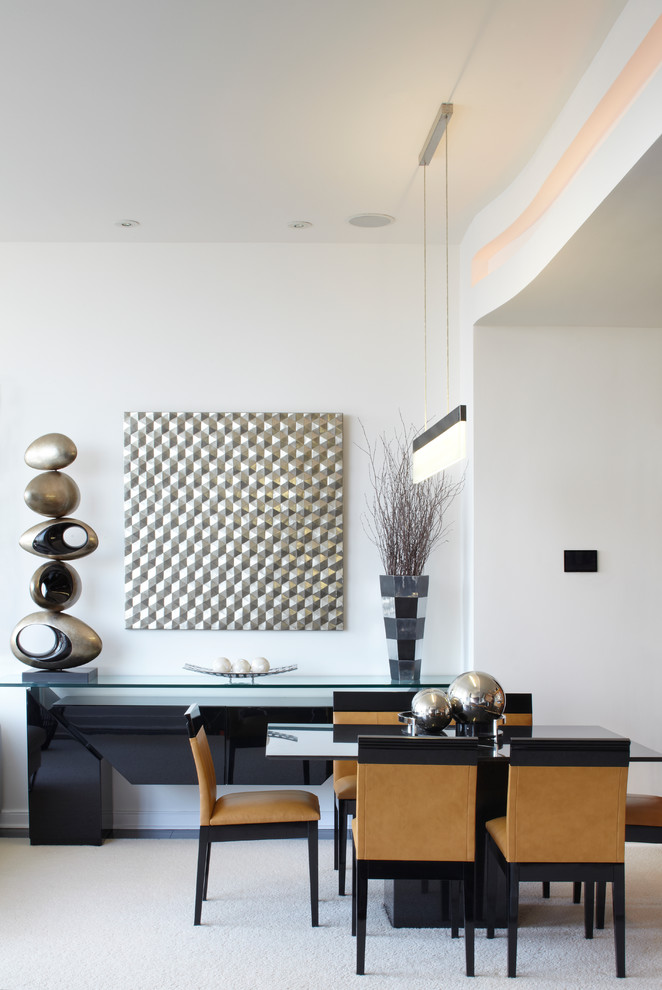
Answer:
[26,688,332,845]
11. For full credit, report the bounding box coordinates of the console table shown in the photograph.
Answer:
[1,671,452,845]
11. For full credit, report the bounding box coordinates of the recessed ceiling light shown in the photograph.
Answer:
[288,220,313,229]
[348,213,395,228]
[115,219,140,228]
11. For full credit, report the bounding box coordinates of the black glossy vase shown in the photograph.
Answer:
[380,574,429,683]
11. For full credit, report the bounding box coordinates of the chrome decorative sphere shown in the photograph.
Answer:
[448,671,505,723]
[410,688,452,734]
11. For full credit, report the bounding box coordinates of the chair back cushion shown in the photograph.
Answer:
[354,736,478,862]
[504,737,629,863]
[332,691,416,785]
[501,692,533,727]
[188,725,217,826]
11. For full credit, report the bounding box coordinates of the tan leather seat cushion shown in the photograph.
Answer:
[209,789,320,826]
[626,793,662,827]
[486,815,508,855]
[334,773,357,801]
[333,759,357,791]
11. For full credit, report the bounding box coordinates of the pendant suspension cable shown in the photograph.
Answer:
[444,129,450,414]
[423,162,428,431]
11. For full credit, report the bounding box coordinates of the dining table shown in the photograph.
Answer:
[266,720,662,929]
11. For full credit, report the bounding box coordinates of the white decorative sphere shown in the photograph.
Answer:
[251,657,270,673]
[212,657,231,673]
[232,658,251,673]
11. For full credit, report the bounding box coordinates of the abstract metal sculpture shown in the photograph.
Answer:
[11,433,102,671]
[124,411,344,630]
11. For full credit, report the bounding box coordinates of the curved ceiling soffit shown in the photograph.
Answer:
[470,14,662,290]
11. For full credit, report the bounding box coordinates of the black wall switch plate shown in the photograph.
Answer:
[564,550,598,572]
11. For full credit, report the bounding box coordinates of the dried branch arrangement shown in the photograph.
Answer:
[359,419,464,576]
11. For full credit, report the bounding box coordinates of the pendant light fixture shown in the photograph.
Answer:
[412,103,467,484]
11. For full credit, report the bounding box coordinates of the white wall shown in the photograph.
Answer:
[0,241,464,828]
[474,323,662,793]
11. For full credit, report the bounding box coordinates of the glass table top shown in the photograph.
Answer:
[264,722,662,762]
[0,671,456,690]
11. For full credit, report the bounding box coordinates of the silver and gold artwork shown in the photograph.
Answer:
[11,433,102,670]
[124,412,344,630]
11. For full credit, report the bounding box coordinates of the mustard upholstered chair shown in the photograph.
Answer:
[496,694,581,905]
[351,735,479,976]
[624,793,662,841]
[485,736,630,978]
[332,689,417,895]
[499,692,533,727]
[592,792,662,928]
[185,704,321,926]
[497,696,583,907]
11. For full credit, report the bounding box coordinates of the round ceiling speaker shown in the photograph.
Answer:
[348,213,395,228]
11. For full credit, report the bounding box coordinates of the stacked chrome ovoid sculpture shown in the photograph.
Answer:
[10,433,102,672]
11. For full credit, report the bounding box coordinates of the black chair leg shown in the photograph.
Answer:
[507,864,520,978]
[307,821,319,927]
[202,840,212,900]
[333,798,339,870]
[356,864,368,975]
[463,863,475,977]
[338,799,348,894]
[194,830,210,925]
[584,881,595,939]
[613,866,626,978]
[485,834,496,939]
[541,881,580,902]
[351,840,357,937]
[451,880,461,938]
[596,880,607,930]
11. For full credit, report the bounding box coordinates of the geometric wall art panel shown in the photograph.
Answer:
[124,412,344,630]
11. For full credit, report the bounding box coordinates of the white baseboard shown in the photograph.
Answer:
[0,810,29,830]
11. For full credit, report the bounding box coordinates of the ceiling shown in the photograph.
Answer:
[0,0,629,244]
[479,133,662,327]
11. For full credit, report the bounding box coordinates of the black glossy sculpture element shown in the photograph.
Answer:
[30,561,81,611]
[10,611,102,669]
[14,434,102,672]
[19,518,98,560]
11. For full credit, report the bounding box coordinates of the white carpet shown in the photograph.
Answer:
[1,838,661,989]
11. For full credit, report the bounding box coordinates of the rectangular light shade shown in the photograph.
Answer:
[412,405,467,483]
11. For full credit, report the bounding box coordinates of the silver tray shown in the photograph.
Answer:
[183,662,298,684]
